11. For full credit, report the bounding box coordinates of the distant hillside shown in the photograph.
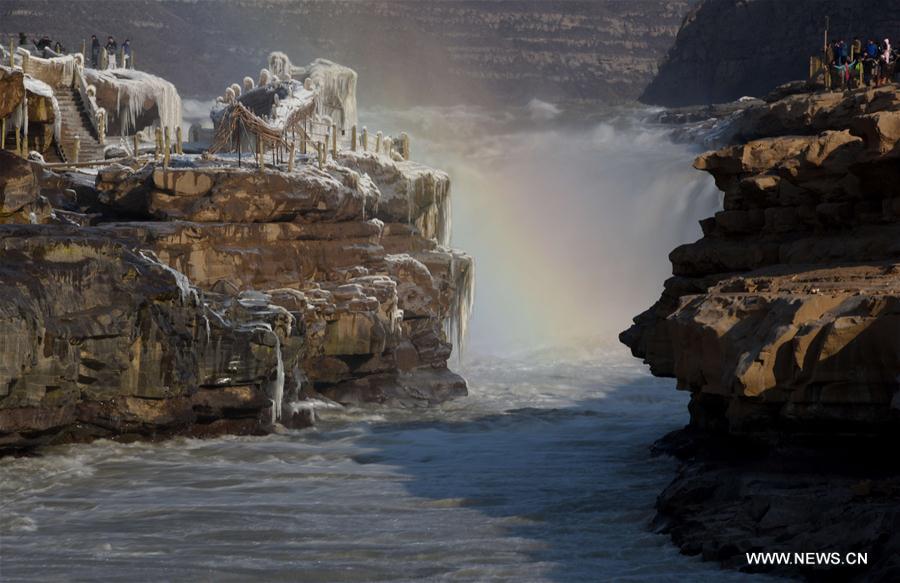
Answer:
[641,0,900,107]
[2,0,693,104]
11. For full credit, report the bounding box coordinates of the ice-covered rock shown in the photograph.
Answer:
[84,68,182,135]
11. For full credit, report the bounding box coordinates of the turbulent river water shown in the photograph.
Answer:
[1,106,746,581]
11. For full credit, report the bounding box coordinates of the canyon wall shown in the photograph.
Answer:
[0,55,472,453]
[625,83,900,578]
[623,86,900,436]
[1,0,693,104]
[642,0,900,107]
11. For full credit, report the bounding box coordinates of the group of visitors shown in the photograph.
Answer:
[89,35,131,69]
[827,37,896,89]
[12,31,131,69]
[18,32,67,57]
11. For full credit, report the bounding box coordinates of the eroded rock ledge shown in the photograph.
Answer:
[622,85,900,577]
[0,114,472,453]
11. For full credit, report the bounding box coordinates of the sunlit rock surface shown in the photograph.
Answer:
[623,85,900,436]
[0,58,472,452]
[0,225,294,451]
[627,85,900,578]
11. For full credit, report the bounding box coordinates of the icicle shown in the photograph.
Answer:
[446,252,475,361]
[85,69,183,137]
[137,250,199,306]
[437,177,452,247]
[202,313,211,345]
[406,175,415,225]
[269,333,285,424]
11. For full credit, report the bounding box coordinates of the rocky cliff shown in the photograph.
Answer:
[1,0,693,104]
[623,86,900,576]
[642,0,900,107]
[0,56,472,453]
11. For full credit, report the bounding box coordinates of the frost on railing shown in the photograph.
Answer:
[73,56,106,144]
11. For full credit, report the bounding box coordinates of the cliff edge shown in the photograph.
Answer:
[623,85,900,577]
[642,0,900,107]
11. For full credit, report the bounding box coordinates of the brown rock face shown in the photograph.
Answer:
[622,86,900,436]
[0,226,288,451]
[91,151,471,408]
[0,67,25,119]
[0,151,56,224]
[0,61,472,451]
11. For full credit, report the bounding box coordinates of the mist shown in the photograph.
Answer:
[360,104,721,355]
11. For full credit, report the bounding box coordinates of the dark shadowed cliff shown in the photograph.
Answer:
[642,0,900,107]
[1,0,692,104]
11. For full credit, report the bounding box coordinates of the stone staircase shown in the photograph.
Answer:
[54,86,105,162]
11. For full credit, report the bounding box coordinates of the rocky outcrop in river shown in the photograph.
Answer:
[623,85,900,577]
[0,57,472,453]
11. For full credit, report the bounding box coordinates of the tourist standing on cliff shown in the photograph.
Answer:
[878,38,893,86]
[851,37,862,60]
[90,35,100,68]
[105,36,118,68]
[17,32,27,47]
[122,39,131,68]
[32,35,52,53]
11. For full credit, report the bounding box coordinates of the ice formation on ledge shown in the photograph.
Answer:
[268,52,357,131]
[84,68,182,135]
[22,76,61,145]
[20,52,78,87]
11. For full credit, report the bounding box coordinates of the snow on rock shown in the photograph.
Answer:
[267,53,358,131]
[10,51,77,88]
[84,68,182,136]
[23,75,61,144]
[338,150,452,246]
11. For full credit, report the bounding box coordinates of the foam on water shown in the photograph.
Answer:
[0,344,762,581]
[0,106,743,581]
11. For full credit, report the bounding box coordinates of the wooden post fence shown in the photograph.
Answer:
[331,123,337,158]
[163,127,171,167]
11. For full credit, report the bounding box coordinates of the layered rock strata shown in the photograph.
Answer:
[623,85,900,576]
[624,86,900,436]
[0,61,472,453]
[0,0,694,105]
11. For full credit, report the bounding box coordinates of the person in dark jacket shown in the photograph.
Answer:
[18,32,27,46]
[866,39,879,58]
[122,39,131,68]
[33,35,52,51]
[105,36,117,68]
[90,35,100,67]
